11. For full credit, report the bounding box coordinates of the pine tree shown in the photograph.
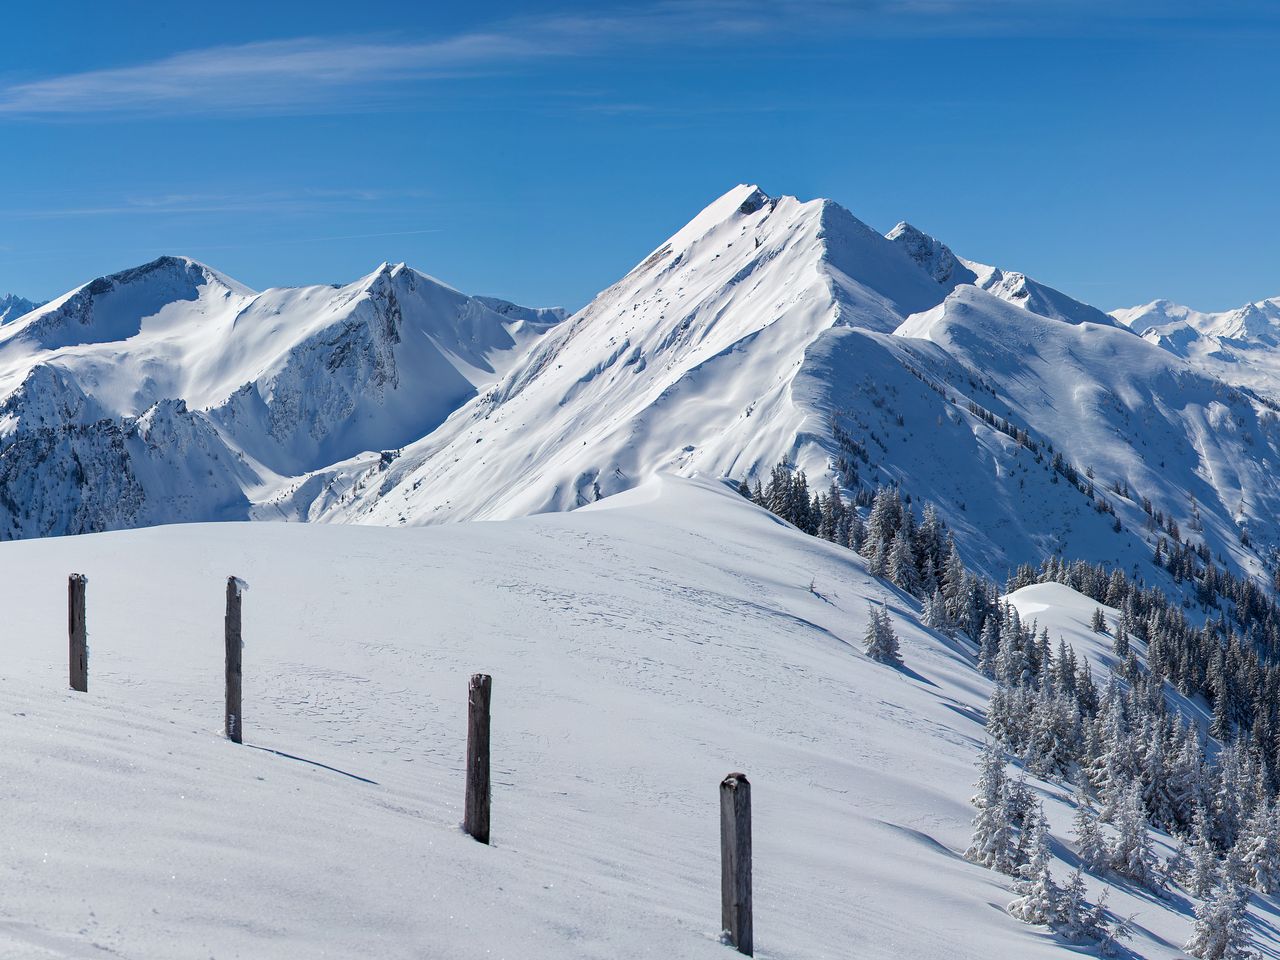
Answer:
[922,588,952,636]
[1184,877,1253,960]
[1072,787,1108,872]
[1190,804,1222,899]
[1091,606,1107,633]
[1167,837,1193,887]
[862,604,903,666]
[1241,801,1280,894]
[1098,911,1135,958]
[1056,867,1099,942]
[977,617,1000,678]
[817,480,844,541]
[847,513,866,553]
[1015,794,1043,868]
[887,527,919,596]
[940,540,967,619]
[966,742,1017,874]
[1223,844,1248,889]
[1110,781,1159,889]
[1008,807,1057,925]
[864,486,901,575]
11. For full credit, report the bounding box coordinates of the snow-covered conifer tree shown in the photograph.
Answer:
[1190,804,1222,899]
[864,487,901,575]
[977,617,1000,678]
[1166,837,1192,887]
[1008,807,1057,925]
[1072,787,1108,872]
[1111,781,1159,889]
[922,588,951,636]
[1183,877,1253,960]
[1056,867,1097,941]
[1097,911,1135,958]
[886,528,919,596]
[1241,801,1280,894]
[862,604,902,666]
[966,742,1016,874]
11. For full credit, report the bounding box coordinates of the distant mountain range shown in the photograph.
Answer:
[0,293,43,323]
[2,185,1278,596]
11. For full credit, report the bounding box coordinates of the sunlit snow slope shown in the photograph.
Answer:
[0,476,1264,959]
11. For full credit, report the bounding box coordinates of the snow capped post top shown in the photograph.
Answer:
[228,575,249,598]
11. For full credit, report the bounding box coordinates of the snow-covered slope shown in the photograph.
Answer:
[0,475,1264,959]
[0,256,562,537]
[896,284,1280,579]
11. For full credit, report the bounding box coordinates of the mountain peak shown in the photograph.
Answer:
[2,255,255,354]
[654,184,775,257]
[104,255,254,298]
[886,221,976,286]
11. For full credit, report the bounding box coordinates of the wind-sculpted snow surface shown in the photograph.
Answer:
[0,476,1270,958]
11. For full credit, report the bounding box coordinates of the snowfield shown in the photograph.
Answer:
[1,475,1275,959]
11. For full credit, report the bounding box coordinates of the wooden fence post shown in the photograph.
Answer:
[721,772,753,956]
[465,673,492,844]
[225,576,243,744]
[68,574,87,693]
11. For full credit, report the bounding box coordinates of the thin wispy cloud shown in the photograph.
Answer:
[0,188,434,220]
[0,34,554,116]
[0,1,1274,118]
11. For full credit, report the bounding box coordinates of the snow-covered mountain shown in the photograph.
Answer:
[312,185,1279,593]
[0,255,563,537]
[1114,297,1280,347]
[888,221,1121,328]
[1113,296,1280,406]
[0,292,42,323]
[7,184,1280,600]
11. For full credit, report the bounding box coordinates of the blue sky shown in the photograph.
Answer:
[1,0,1277,313]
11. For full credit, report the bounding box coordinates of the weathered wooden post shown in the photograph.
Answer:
[464,673,492,844]
[721,772,753,956]
[68,574,88,693]
[225,576,243,744]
